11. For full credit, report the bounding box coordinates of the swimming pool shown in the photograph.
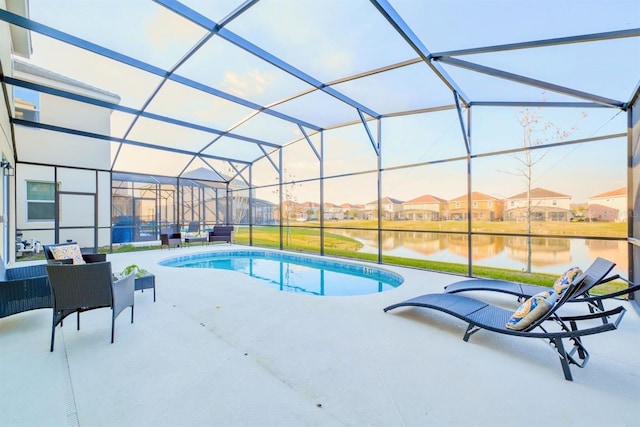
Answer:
[159,250,404,296]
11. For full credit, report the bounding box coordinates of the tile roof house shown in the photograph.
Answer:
[402,194,448,221]
[504,187,572,222]
[323,202,344,220]
[587,187,627,221]
[448,192,505,221]
[364,197,404,220]
[340,203,365,219]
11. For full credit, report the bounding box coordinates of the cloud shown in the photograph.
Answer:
[145,7,205,49]
[220,69,273,98]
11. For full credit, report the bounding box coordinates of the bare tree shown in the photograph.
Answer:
[273,169,300,246]
[503,107,582,272]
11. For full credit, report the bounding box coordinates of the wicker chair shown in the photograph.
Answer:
[160,227,182,248]
[43,242,106,264]
[0,258,50,318]
[208,226,234,244]
[46,262,135,351]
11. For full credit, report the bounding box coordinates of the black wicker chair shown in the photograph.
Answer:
[0,258,50,318]
[46,262,135,351]
[43,242,106,264]
[208,226,234,244]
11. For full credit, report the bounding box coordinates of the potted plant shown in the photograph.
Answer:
[114,264,149,280]
[114,264,155,301]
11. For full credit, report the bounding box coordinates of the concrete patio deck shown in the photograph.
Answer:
[2,245,639,427]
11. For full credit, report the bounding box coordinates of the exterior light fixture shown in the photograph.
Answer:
[0,161,14,176]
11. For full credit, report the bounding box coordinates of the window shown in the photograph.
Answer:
[473,202,478,208]
[27,181,55,221]
[14,87,40,122]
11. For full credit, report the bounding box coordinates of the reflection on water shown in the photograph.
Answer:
[331,229,627,276]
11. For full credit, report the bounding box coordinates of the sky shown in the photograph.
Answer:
[12,0,640,204]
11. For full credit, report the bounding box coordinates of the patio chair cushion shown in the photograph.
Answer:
[506,290,558,331]
[49,244,86,265]
[553,266,583,296]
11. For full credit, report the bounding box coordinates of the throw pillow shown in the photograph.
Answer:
[50,244,86,265]
[506,290,558,331]
[553,266,583,296]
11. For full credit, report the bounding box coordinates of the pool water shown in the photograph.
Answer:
[160,250,404,296]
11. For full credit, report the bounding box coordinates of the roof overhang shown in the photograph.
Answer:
[6,0,31,58]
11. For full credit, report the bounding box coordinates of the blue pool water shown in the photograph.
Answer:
[159,250,404,296]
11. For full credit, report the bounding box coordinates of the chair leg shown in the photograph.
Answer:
[111,313,115,344]
[77,310,81,330]
[50,318,56,352]
[551,337,573,381]
[130,305,134,324]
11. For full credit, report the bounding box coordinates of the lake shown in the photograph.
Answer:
[331,229,628,277]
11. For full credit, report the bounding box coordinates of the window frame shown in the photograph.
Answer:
[26,181,56,222]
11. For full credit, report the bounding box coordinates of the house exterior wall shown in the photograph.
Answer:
[12,95,112,169]
[588,194,627,221]
[0,0,19,262]
[504,196,571,221]
[448,199,505,221]
[402,201,444,220]
[12,61,117,251]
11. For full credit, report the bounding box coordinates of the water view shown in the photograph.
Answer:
[332,229,628,277]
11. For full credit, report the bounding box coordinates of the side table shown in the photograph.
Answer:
[134,274,156,302]
[185,236,207,246]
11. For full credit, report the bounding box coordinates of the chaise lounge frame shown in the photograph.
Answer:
[384,259,626,381]
[444,257,639,312]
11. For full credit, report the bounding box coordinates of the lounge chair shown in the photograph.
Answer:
[383,260,626,381]
[444,257,640,312]
[46,262,135,351]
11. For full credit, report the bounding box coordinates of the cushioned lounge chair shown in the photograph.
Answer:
[444,257,639,312]
[383,260,625,381]
[46,262,135,351]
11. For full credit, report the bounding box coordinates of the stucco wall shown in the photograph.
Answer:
[0,0,15,262]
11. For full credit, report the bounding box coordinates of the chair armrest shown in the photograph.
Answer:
[47,258,74,265]
[82,253,107,263]
[5,263,48,280]
[560,305,625,322]
[112,272,135,320]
